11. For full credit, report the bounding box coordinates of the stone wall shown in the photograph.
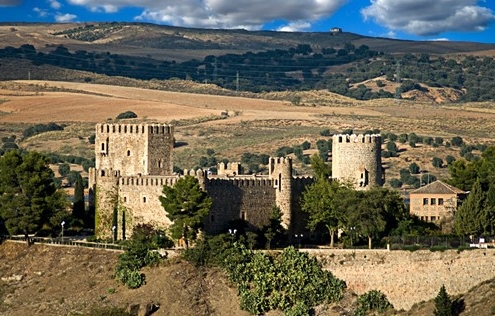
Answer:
[306,248,495,311]
[332,134,382,189]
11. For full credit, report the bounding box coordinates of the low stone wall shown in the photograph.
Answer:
[305,248,495,311]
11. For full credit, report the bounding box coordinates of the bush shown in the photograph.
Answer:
[319,129,331,136]
[22,122,64,138]
[389,178,403,188]
[451,136,464,147]
[355,290,393,316]
[116,111,138,119]
[409,162,420,174]
[432,157,444,168]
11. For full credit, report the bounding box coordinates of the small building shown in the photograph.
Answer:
[330,27,342,34]
[409,180,468,222]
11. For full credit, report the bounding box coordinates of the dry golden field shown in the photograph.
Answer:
[1,79,495,182]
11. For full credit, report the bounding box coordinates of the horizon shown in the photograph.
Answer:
[0,1,494,44]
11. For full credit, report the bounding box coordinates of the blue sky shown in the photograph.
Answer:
[1,0,494,43]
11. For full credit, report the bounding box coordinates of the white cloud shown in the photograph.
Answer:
[33,7,49,17]
[361,0,495,36]
[67,0,348,30]
[277,21,312,32]
[49,0,61,10]
[55,13,77,22]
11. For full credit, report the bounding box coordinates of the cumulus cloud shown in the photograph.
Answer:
[67,0,348,29]
[49,0,61,10]
[361,0,495,36]
[277,21,312,32]
[0,0,22,6]
[55,12,77,22]
[33,7,49,17]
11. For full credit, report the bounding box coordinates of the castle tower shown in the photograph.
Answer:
[332,134,383,190]
[269,157,293,232]
[91,123,174,239]
[95,123,174,176]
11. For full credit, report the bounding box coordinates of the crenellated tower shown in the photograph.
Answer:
[331,134,383,190]
[90,123,174,239]
[95,123,174,176]
[268,157,293,232]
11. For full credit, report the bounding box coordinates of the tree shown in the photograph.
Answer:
[434,285,453,316]
[58,163,70,177]
[309,154,331,179]
[0,150,70,243]
[451,136,464,147]
[72,172,85,225]
[432,157,444,168]
[344,189,387,249]
[454,178,485,236]
[159,175,212,248]
[409,162,420,174]
[301,178,347,247]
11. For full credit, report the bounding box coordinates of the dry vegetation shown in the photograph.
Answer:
[1,80,495,183]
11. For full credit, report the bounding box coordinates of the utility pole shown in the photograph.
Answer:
[395,61,401,101]
[236,71,240,93]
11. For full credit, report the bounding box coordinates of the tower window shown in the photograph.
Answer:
[123,196,127,202]
[101,143,105,151]
[143,197,147,203]
[127,150,131,156]
[241,211,246,220]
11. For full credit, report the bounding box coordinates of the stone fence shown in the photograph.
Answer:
[305,248,495,311]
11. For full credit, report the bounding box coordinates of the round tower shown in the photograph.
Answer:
[269,157,293,231]
[332,134,383,190]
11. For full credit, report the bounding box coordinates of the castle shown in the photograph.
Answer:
[88,123,383,242]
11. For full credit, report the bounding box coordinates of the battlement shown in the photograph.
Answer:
[269,156,292,165]
[96,123,173,135]
[217,162,241,176]
[333,133,381,144]
[119,175,179,187]
[207,177,273,187]
[97,168,120,178]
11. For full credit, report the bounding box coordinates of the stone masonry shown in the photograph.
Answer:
[89,123,383,241]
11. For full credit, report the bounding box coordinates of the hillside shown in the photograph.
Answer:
[2,241,495,315]
[2,23,495,103]
[3,23,495,60]
[1,80,495,189]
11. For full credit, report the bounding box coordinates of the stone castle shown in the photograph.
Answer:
[88,123,383,241]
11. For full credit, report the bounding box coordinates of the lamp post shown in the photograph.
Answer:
[295,234,303,249]
[61,221,65,242]
[112,225,116,244]
[228,229,237,244]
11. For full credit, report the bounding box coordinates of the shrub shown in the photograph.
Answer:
[355,290,393,316]
[23,122,64,138]
[389,178,403,188]
[409,162,420,174]
[450,136,464,147]
[432,157,444,168]
[445,155,455,165]
[319,129,331,136]
[116,111,137,119]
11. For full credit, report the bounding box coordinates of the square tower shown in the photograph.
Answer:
[95,123,174,176]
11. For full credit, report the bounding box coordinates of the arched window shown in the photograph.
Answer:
[143,197,147,203]
[127,150,131,156]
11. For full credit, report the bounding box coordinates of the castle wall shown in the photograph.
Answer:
[118,176,179,237]
[332,134,383,189]
[309,248,495,311]
[204,177,277,234]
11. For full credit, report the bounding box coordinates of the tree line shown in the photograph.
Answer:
[3,43,495,101]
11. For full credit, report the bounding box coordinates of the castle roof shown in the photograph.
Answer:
[410,180,466,195]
